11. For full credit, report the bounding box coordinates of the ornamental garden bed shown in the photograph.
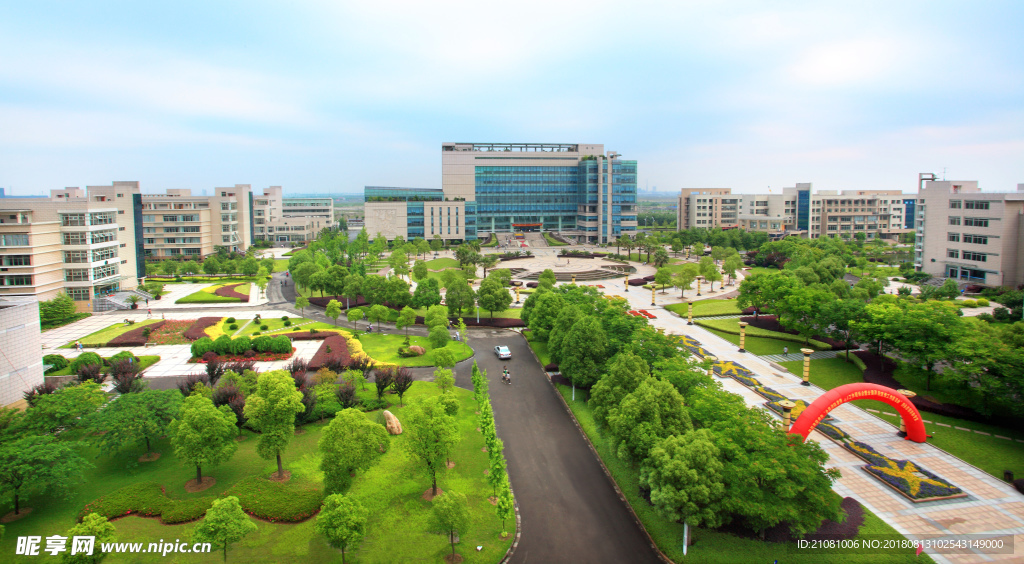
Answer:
[175,283,250,304]
[214,283,250,302]
[145,319,197,345]
[189,349,294,363]
[189,334,295,362]
[308,295,369,309]
[627,278,646,286]
[183,317,223,340]
[306,334,351,370]
[107,321,167,346]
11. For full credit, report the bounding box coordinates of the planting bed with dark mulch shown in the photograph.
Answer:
[526,282,539,288]
[281,330,332,340]
[308,295,369,309]
[183,317,222,341]
[307,334,350,370]
[214,283,250,302]
[461,317,525,328]
[739,316,855,350]
[710,497,864,543]
[628,278,647,286]
[107,321,167,346]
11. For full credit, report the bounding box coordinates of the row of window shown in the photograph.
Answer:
[950,200,991,210]
[947,233,989,244]
[61,230,117,245]
[143,215,201,222]
[948,217,991,227]
[65,264,119,282]
[0,275,31,286]
[0,234,29,246]
[1,255,30,266]
[60,212,116,227]
[947,250,989,262]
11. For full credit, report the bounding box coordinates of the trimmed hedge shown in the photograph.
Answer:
[43,354,69,374]
[107,321,166,347]
[227,476,323,522]
[78,482,214,524]
[461,317,526,328]
[191,334,290,358]
[309,295,369,309]
[183,317,222,341]
[69,352,103,375]
[739,316,854,350]
[696,318,831,350]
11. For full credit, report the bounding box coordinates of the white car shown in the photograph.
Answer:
[494,346,511,360]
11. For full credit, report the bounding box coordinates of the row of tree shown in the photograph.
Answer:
[470,361,516,537]
[145,255,275,278]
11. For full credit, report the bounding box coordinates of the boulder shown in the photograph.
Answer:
[408,345,426,355]
[383,410,403,435]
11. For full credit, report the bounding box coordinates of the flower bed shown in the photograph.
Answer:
[544,362,559,372]
[214,283,250,302]
[526,282,539,288]
[280,330,333,340]
[738,315,854,350]
[642,275,656,281]
[147,319,196,345]
[815,422,851,442]
[752,385,787,403]
[765,398,829,422]
[107,321,166,346]
[461,317,526,328]
[183,317,222,341]
[307,334,351,370]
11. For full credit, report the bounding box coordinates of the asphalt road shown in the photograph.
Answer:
[455,330,662,564]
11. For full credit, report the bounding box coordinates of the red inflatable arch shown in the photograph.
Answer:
[789,383,927,443]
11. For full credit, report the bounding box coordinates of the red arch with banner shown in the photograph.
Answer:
[789,383,927,443]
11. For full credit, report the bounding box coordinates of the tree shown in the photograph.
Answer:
[477,278,513,318]
[240,257,259,277]
[326,299,342,326]
[62,513,115,564]
[367,304,390,331]
[430,491,470,562]
[396,306,417,342]
[424,304,450,330]
[180,260,201,276]
[430,236,443,253]
[292,262,320,291]
[361,275,388,305]
[161,260,178,276]
[347,307,364,330]
[315,494,368,564]
[892,301,966,390]
[444,278,476,316]
[86,390,182,456]
[723,254,743,285]
[433,367,455,393]
[23,381,107,436]
[432,347,456,370]
[203,257,220,275]
[607,378,692,462]
[654,268,672,293]
[558,316,608,388]
[429,325,450,349]
[169,394,238,484]
[244,371,305,479]
[652,248,670,268]
[192,496,257,562]
[415,238,431,259]
[547,305,582,363]
[342,274,363,309]
[454,245,479,266]
[39,292,76,325]
[0,435,90,515]
[692,242,705,258]
[640,430,724,527]
[319,409,390,493]
[496,477,515,537]
[820,299,866,361]
[774,285,832,344]
[672,263,698,299]
[392,367,414,406]
[480,255,500,278]
[589,352,650,426]
[296,295,309,315]
[385,276,411,307]
[407,396,459,496]
[412,277,442,308]
[412,259,428,281]
[538,269,557,288]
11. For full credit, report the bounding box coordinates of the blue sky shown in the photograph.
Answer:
[1,1,1021,195]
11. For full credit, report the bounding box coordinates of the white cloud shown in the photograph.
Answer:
[787,38,916,87]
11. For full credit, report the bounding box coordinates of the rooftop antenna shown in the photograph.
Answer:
[942,167,947,180]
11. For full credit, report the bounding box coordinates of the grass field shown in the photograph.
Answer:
[273,259,289,272]
[224,316,306,337]
[355,334,474,367]
[744,266,782,277]
[524,332,552,366]
[63,319,164,348]
[553,384,931,564]
[779,358,1024,481]
[0,382,510,563]
[665,299,742,318]
[698,319,830,354]
[175,284,250,304]
[425,257,460,269]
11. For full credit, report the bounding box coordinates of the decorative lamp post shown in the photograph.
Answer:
[624,274,629,292]
[800,348,814,386]
[897,389,917,437]
[706,355,717,378]
[572,274,576,284]
[687,301,694,325]
[738,322,748,353]
[779,399,796,431]
[651,285,656,306]
[515,285,520,304]
[696,276,702,296]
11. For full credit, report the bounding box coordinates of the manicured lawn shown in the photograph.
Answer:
[0,383,510,564]
[273,258,290,272]
[524,334,551,366]
[175,284,250,304]
[665,299,742,318]
[147,276,267,285]
[46,355,161,376]
[231,316,306,337]
[779,358,1024,481]
[42,312,92,332]
[425,257,460,269]
[744,266,782,277]
[697,318,830,353]
[543,232,567,246]
[355,333,474,367]
[553,384,930,564]
[62,319,164,348]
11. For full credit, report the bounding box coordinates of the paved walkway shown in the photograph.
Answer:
[601,275,1024,564]
[759,349,848,363]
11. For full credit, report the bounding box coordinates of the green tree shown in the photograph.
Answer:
[161,260,178,276]
[430,491,470,562]
[415,238,431,259]
[429,325,450,349]
[432,348,456,370]
[295,295,309,315]
[433,367,455,393]
[775,285,832,344]
[558,316,608,388]
[692,242,705,258]
[342,274,363,309]
[61,513,115,564]
[454,245,479,266]
[538,269,557,288]
[396,306,417,342]
[244,371,305,479]
[192,496,257,562]
[640,430,724,527]
[654,268,672,293]
[412,277,442,308]
[477,278,512,318]
[495,477,515,537]
[0,435,90,515]
[86,390,181,456]
[589,352,650,426]
[319,409,390,493]
[407,396,459,496]
[367,304,390,331]
[672,263,699,299]
[24,381,107,436]
[430,236,443,253]
[347,307,364,330]
[385,276,411,308]
[315,494,368,564]
[480,254,500,278]
[424,304,450,330]
[607,378,692,462]
[652,247,670,268]
[169,394,238,484]
[326,299,342,326]
[722,254,743,285]
[525,291,564,340]
[444,278,476,316]
[412,259,428,281]
[39,292,76,324]
[203,257,220,275]
[820,299,866,361]
[240,257,259,276]
[892,301,966,390]
[180,260,201,276]
[547,305,582,363]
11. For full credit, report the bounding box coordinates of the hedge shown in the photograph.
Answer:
[78,482,214,524]
[69,352,103,375]
[227,476,323,522]
[695,319,831,349]
[43,354,69,374]
[107,321,166,347]
[191,334,291,358]
[308,295,369,309]
[183,317,222,341]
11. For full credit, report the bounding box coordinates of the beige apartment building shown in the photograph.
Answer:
[915,179,1024,287]
[676,188,739,229]
[141,185,252,259]
[253,186,333,243]
[0,182,143,309]
[0,296,44,407]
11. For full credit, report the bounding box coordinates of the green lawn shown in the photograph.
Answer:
[744,266,782,277]
[780,358,1024,481]
[0,383,510,563]
[175,284,250,304]
[543,232,567,246]
[665,299,742,318]
[425,257,460,269]
[46,355,161,376]
[228,316,308,337]
[525,334,551,366]
[62,319,164,348]
[697,318,830,353]
[147,276,267,285]
[273,259,290,272]
[355,333,474,367]
[553,384,930,564]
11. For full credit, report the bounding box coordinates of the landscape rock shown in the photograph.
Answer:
[409,346,426,355]
[383,410,402,435]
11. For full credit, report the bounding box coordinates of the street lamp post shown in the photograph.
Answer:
[624,274,629,292]
[515,285,520,304]
[706,355,717,379]
[779,399,796,431]
[651,286,656,306]
[738,321,748,353]
[696,277,702,296]
[897,389,917,437]
[800,348,814,386]
[687,301,693,325]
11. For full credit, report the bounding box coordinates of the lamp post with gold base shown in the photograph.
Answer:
[800,348,814,386]
[738,322,748,353]
[687,301,693,325]
[515,286,520,304]
[706,355,717,378]
[779,399,796,431]
[897,389,917,437]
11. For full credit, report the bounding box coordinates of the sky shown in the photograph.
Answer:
[1,1,1021,196]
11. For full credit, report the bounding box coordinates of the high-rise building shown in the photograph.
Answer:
[364,143,638,244]
[0,182,143,308]
[914,177,1024,287]
[253,186,334,243]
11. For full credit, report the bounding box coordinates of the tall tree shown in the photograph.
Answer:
[606,378,692,462]
[640,430,724,527]
[654,268,672,293]
[325,299,342,326]
[367,304,390,331]
[430,491,470,563]
[346,308,364,330]
[412,277,442,308]
[342,274,363,309]
[0,435,90,515]
[412,259,428,281]
[169,394,238,484]
[477,278,512,318]
[652,247,670,268]
[392,368,414,406]
[589,352,650,426]
[558,316,608,388]
[191,496,257,563]
[315,494,368,564]
[295,295,309,315]
[672,263,699,299]
[244,371,305,479]
[495,477,515,538]
[319,409,390,493]
[407,396,459,496]
[86,390,182,456]
[396,306,417,342]
[722,254,743,285]
[444,278,476,316]
[480,255,500,278]
[62,513,116,564]
[23,381,107,436]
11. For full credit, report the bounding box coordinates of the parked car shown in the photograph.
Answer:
[494,346,511,360]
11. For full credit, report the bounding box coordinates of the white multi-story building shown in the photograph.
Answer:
[677,188,739,229]
[140,185,252,259]
[0,296,44,407]
[253,186,333,243]
[914,176,1024,287]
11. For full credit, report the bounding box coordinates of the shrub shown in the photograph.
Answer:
[76,363,106,384]
[23,381,58,406]
[77,482,214,525]
[213,335,233,355]
[205,358,226,385]
[221,360,256,379]
[283,320,292,327]
[224,476,323,522]
[202,351,220,363]
[397,346,421,358]
[253,336,273,353]
[962,299,978,308]
[281,316,289,322]
[230,336,252,356]
[176,373,210,395]
[111,360,145,394]
[190,337,214,359]
[43,354,68,374]
[428,325,450,349]
[69,352,103,375]
[243,349,257,358]
[108,351,137,364]
[229,323,239,330]
[977,313,995,323]
[335,382,359,408]
[261,324,269,331]
[977,297,990,307]
[273,335,292,354]
[993,307,1012,321]
[360,397,389,412]
[252,332,261,336]
[226,317,236,324]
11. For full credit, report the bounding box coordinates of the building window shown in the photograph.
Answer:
[61,213,86,226]
[963,234,988,245]
[66,288,90,301]
[962,251,987,262]
[2,255,31,266]
[949,200,962,209]
[1,275,32,286]
[948,216,961,226]
[965,200,990,210]
[62,232,87,245]
[964,217,989,228]
[90,230,117,244]
[946,249,959,259]
[947,233,960,242]
[65,268,90,281]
